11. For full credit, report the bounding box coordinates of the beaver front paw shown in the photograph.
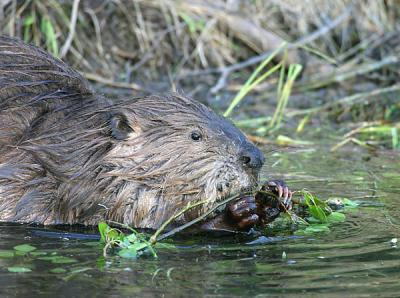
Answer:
[254,180,293,225]
[200,180,293,232]
[225,180,293,230]
[257,180,293,211]
[200,195,261,232]
[225,195,259,230]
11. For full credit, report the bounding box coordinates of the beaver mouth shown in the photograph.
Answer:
[192,181,258,222]
[215,181,258,203]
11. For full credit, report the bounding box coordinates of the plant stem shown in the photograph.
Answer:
[155,193,250,242]
[150,199,209,244]
[223,43,287,118]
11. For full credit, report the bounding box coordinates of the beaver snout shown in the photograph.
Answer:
[239,144,265,169]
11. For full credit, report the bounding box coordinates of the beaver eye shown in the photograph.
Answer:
[190,131,202,142]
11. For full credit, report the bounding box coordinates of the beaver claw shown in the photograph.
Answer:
[260,180,293,211]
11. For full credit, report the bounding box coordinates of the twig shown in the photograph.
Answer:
[60,0,80,58]
[0,0,11,19]
[206,7,351,93]
[343,121,383,139]
[8,0,16,37]
[245,134,274,145]
[155,190,283,242]
[82,72,144,91]
[287,84,400,117]
[111,46,137,60]
[150,200,208,244]
[155,193,250,242]
[300,56,399,91]
[331,137,374,152]
[130,23,186,73]
[84,7,104,56]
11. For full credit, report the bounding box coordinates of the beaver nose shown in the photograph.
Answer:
[240,145,265,169]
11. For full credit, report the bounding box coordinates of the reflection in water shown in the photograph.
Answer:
[0,146,399,297]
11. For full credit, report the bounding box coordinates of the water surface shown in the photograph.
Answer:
[1,145,399,297]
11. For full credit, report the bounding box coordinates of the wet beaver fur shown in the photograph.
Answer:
[0,36,267,230]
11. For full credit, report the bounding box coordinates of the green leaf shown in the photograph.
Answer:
[38,256,78,264]
[302,191,329,208]
[13,244,37,253]
[126,233,138,243]
[40,17,58,56]
[342,198,359,208]
[23,15,35,42]
[98,222,108,243]
[121,237,132,248]
[303,224,330,234]
[118,248,138,259]
[327,212,346,223]
[8,267,32,273]
[300,190,333,223]
[51,256,78,264]
[50,268,67,274]
[70,267,92,274]
[154,242,176,249]
[15,251,28,256]
[179,13,204,33]
[38,256,60,261]
[99,222,125,242]
[24,15,35,26]
[129,242,148,252]
[96,256,106,269]
[306,216,321,224]
[276,135,313,146]
[308,206,327,223]
[0,250,14,258]
[107,228,123,241]
[30,251,48,256]
[82,241,101,247]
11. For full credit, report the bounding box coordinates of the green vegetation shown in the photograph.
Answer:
[224,43,289,118]
[0,243,81,273]
[98,222,157,259]
[2,186,357,263]
[94,188,360,260]
[224,43,302,135]
[293,191,358,235]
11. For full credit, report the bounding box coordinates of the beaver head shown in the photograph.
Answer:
[103,93,264,228]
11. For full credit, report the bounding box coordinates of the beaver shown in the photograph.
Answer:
[0,36,291,231]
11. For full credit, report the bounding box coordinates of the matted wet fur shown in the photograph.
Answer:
[0,36,264,229]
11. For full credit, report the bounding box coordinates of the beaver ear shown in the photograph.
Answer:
[110,113,135,140]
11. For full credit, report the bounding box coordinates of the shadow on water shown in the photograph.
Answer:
[0,145,399,297]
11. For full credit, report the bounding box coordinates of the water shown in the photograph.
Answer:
[0,145,399,297]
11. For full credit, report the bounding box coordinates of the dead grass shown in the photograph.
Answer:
[1,0,399,141]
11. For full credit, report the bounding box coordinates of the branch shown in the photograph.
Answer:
[60,0,80,58]
[82,72,144,91]
[209,7,351,93]
[287,84,400,117]
[154,193,246,242]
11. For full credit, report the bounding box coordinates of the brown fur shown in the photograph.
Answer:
[0,36,264,229]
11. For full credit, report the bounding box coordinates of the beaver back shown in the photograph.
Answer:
[0,36,94,147]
